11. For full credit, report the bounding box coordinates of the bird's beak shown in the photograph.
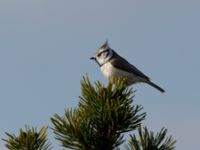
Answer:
[90,56,96,60]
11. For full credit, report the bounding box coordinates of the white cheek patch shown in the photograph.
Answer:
[98,58,104,66]
[96,50,113,66]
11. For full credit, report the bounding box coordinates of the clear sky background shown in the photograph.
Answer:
[0,0,199,149]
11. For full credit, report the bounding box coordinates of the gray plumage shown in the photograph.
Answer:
[110,51,149,80]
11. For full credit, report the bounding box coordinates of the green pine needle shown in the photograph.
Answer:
[51,75,146,150]
[125,126,176,150]
[3,126,52,150]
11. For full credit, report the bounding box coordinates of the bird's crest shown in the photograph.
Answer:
[100,40,109,50]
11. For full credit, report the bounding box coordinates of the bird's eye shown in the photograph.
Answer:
[97,53,102,57]
[97,49,109,57]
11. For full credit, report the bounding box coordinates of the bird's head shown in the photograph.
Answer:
[90,41,113,66]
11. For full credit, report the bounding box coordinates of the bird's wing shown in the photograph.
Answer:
[110,51,150,80]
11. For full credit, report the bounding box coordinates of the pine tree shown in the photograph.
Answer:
[51,76,176,150]
[125,127,176,150]
[3,76,176,150]
[3,126,52,150]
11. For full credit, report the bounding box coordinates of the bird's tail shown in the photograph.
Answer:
[146,81,165,93]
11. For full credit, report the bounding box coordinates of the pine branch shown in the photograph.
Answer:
[125,126,176,150]
[51,75,146,150]
[3,126,52,150]
[51,108,92,150]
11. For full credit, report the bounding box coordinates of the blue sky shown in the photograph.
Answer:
[0,0,199,149]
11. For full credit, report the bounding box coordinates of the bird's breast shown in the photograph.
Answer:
[100,62,114,79]
[100,62,139,84]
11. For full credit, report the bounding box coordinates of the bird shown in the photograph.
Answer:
[90,41,165,93]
